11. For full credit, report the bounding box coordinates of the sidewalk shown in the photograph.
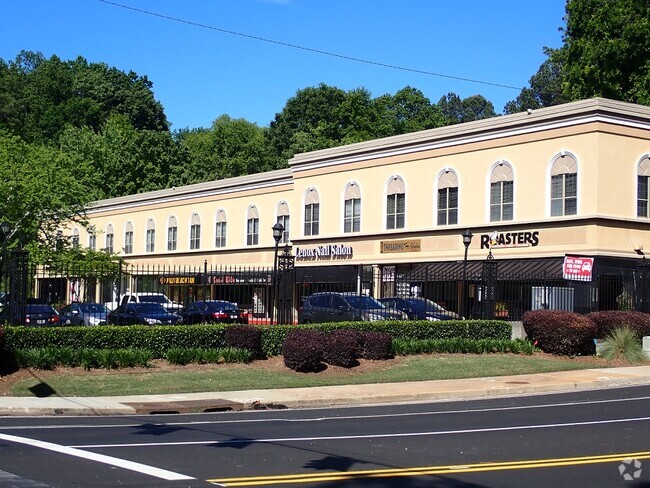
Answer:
[0,366,649,416]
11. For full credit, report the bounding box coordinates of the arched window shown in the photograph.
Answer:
[124,222,134,254]
[276,201,290,244]
[386,176,405,229]
[490,162,514,222]
[247,206,259,245]
[167,216,177,251]
[344,182,361,233]
[190,213,201,250]
[105,224,114,254]
[637,154,650,218]
[146,219,155,253]
[437,170,458,225]
[88,227,96,251]
[304,188,320,236]
[551,152,578,216]
[215,209,227,248]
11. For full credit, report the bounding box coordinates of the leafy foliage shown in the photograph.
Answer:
[224,325,263,358]
[522,310,597,356]
[0,51,168,143]
[585,311,650,339]
[282,328,324,372]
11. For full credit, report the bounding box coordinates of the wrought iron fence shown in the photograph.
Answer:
[1,249,649,326]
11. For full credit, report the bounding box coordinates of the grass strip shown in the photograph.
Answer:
[8,354,605,397]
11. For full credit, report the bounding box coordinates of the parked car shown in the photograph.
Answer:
[378,297,462,321]
[59,302,109,326]
[0,303,63,326]
[179,300,247,325]
[118,292,183,313]
[107,302,182,325]
[300,292,406,323]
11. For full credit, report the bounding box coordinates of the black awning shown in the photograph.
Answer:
[403,257,566,281]
[296,265,359,283]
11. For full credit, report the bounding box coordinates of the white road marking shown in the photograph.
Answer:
[69,415,650,449]
[0,433,194,481]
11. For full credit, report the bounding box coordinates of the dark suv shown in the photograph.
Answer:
[300,292,406,323]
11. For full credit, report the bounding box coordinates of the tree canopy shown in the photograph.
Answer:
[0,51,169,144]
[505,0,650,113]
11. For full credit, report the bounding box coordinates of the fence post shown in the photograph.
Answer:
[482,251,498,320]
[636,257,650,312]
[277,245,295,324]
[8,248,29,325]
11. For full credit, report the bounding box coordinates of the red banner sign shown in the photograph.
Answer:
[563,256,594,280]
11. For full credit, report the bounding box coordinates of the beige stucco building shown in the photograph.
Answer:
[71,97,650,317]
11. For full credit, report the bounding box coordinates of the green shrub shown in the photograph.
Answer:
[96,349,118,370]
[220,347,254,364]
[78,348,99,371]
[17,348,58,370]
[199,348,221,364]
[56,347,78,367]
[599,326,647,363]
[166,347,196,365]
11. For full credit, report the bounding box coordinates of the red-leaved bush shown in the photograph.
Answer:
[586,311,650,339]
[224,325,263,358]
[282,329,324,372]
[522,310,596,356]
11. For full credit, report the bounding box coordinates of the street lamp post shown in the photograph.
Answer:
[461,229,473,320]
[271,222,284,325]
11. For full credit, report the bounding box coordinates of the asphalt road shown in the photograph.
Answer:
[0,386,649,487]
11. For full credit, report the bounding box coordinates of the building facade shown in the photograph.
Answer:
[68,98,650,319]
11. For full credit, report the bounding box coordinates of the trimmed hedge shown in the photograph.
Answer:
[522,310,596,356]
[2,324,228,359]
[2,319,511,364]
[282,329,324,372]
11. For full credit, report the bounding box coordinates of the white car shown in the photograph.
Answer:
[120,292,183,313]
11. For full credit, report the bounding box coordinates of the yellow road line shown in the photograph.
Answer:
[208,451,650,486]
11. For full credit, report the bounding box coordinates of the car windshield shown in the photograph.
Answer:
[134,303,168,313]
[78,303,108,314]
[138,295,167,304]
[344,295,384,310]
[407,298,447,312]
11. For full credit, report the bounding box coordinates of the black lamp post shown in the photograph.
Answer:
[461,229,473,319]
[1,221,10,298]
[271,222,284,324]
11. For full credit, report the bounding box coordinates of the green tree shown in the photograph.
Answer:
[0,130,92,256]
[59,115,188,199]
[0,51,169,144]
[504,47,569,113]
[175,115,274,185]
[267,83,379,162]
[560,0,650,104]
[373,86,444,137]
[438,92,497,125]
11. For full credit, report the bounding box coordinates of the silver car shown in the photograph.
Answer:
[59,302,109,326]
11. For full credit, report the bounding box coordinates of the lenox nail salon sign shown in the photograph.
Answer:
[295,244,353,261]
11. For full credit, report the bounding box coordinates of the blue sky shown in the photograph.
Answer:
[1,0,567,130]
